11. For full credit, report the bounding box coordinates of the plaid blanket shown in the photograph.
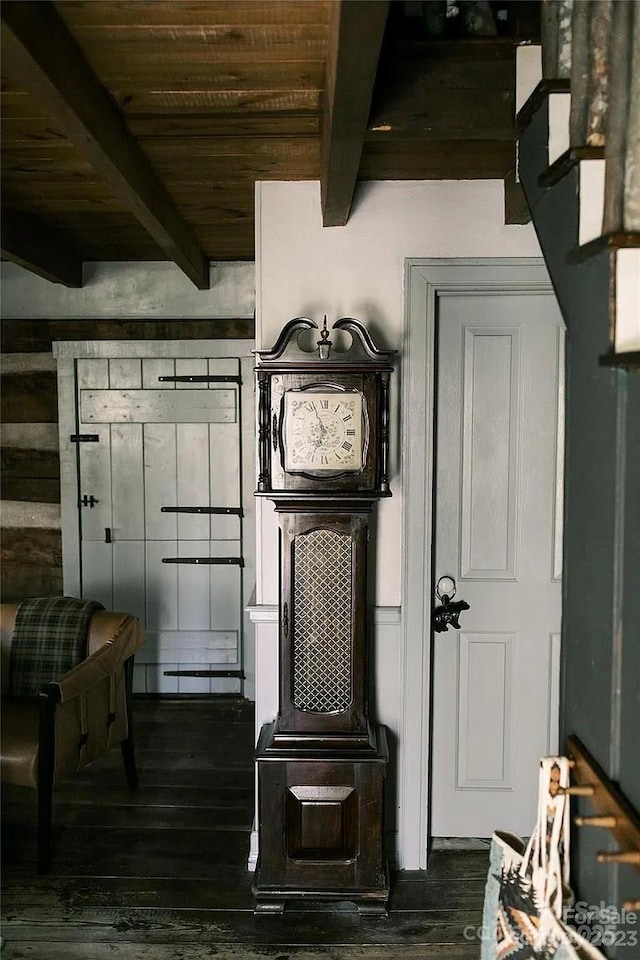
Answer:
[8,597,104,696]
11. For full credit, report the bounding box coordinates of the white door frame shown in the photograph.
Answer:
[398,259,559,870]
[52,338,257,696]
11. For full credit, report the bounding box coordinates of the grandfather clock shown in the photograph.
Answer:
[253,317,395,915]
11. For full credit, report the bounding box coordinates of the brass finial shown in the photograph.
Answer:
[317,315,332,359]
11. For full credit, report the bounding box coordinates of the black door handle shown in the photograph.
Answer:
[433,575,469,633]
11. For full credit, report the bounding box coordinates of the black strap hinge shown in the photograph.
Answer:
[161,506,243,516]
[70,434,100,443]
[161,557,244,567]
[158,375,241,384]
[163,669,245,679]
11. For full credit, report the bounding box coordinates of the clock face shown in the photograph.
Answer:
[282,390,365,473]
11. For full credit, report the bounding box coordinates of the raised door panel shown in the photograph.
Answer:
[456,632,515,789]
[460,327,520,579]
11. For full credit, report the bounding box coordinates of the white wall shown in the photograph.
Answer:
[0,260,254,318]
[253,179,544,867]
[256,179,543,607]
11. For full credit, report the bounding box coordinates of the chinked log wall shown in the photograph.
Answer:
[0,318,253,602]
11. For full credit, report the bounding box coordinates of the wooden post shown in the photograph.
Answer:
[541,0,560,79]
[586,0,612,148]
[541,0,573,80]
[623,6,640,230]
[603,0,635,232]
[557,0,573,78]
[570,1,612,148]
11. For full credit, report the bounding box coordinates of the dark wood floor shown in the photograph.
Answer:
[1,699,488,959]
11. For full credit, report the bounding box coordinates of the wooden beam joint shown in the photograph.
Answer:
[1,209,83,288]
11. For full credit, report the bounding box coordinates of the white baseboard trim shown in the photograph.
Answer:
[431,837,493,851]
[375,606,402,625]
[246,603,278,622]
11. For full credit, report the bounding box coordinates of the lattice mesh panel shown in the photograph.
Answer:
[292,529,353,713]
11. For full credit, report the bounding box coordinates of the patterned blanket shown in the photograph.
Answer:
[8,596,104,696]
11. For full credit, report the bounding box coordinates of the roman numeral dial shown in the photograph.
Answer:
[283,390,364,473]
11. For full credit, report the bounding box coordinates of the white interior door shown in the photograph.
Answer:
[76,355,244,695]
[431,290,564,837]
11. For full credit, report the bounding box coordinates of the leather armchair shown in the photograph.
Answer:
[1,604,144,873]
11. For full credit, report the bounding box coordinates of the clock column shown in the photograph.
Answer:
[252,318,395,915]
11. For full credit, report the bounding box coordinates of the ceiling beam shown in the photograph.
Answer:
[1,209,83,288]
[321,0,390,227]
[1,1,209,289]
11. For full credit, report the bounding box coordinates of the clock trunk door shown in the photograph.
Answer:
[279,512,368,734]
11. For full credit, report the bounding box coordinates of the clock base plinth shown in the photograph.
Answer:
[257,717,383,756]
[253,721,390,915]
[252,873,390,917]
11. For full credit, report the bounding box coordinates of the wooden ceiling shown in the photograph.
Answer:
[1,1,539,289]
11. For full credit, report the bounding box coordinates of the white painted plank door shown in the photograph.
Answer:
[77,357,243,696]
[431,293,564,837]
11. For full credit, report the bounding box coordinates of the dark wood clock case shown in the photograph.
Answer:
[253,318,396,915]
[256,317,393,498]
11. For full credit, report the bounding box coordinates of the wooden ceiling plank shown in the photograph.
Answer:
[1,189,129,215]
[106,59,325,83]
[4,56,325,93]
[1,1,209,289]
[3,99,322,130]
[140,136,319,159]
[117,90,321,116]
[3,178,256,206]
[359,139,514,180]
[321,0,390,227]
[126,114,320,138]
[368,45,514,141]
[367,89,514,141]
[66,24,329,50]
[56,1,331,29]
[1,117,72,145]
[0,90,52,120]
[1,208,83,287]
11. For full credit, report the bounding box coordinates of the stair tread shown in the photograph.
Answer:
[567,231,640,265]
[599,351,640,370]
[516,78,571,135]
[538,146,606,189]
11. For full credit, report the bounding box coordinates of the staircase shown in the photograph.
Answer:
[516,0,639,365]
[514,0,640,930]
